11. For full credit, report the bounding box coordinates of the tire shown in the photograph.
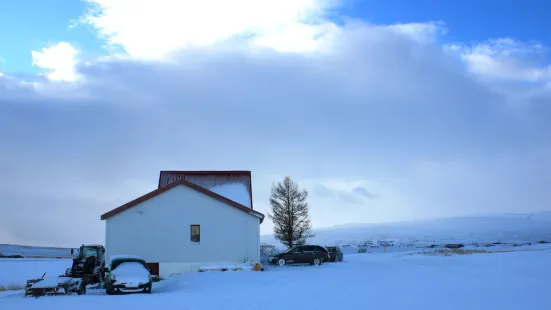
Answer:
[278,259,286,266]
[77,282,86,295]
[144,283,152,294]
[313,258,321,266]
[106,284,112,295]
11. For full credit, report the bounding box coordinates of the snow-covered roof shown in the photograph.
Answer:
[157,171,253,208]
[208,183,251,208]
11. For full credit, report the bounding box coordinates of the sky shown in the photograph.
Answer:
[1,0,550,247]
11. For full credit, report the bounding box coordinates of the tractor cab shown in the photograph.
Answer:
[73,245,103,260]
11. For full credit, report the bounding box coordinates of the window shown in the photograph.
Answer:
[191,225,200,243]
[285,246,301,254]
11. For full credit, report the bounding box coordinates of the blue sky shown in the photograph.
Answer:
[0,0,100,73]
[344,0,550,43]
[1,0,550,247]
[1,0,549,73]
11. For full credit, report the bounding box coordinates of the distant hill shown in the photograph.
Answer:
[260,211,551,250]
[0,244,75,259]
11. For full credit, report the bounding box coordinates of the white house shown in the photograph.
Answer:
[100,171,264,277]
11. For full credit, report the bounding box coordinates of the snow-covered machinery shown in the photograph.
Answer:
[25,273,86,297]
[24,244,106,297]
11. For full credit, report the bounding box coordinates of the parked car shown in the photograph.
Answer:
[104,255,153,294]
[326,246,344,262]
[268,245,330,266]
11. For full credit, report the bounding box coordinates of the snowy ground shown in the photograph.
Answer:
[0,258,71,289]
[2,245,551,310]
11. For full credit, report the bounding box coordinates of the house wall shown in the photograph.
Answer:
[104,185,260,277]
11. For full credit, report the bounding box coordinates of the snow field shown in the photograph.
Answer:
[1,245,551,310]
[0,258,71,290]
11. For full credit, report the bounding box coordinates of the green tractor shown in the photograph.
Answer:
[65,244,106,286]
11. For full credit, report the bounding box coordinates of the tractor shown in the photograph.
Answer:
[25,244,106,297]
[64,244,106,285]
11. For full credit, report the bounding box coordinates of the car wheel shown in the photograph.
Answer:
[313,258,321,266]
[278,258,286,266]
[144,283,152,294]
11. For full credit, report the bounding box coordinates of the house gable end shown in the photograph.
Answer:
[100,180,264,222]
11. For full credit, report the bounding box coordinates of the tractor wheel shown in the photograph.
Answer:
[78,281,86,295]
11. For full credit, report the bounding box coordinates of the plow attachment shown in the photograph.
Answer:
[25,273,86,297]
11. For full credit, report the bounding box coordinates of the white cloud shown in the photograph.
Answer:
[454,38,551,83]
[31,42,79,82]
[2,15,551,245]
[388,21,447,44]
[79,0,341,58]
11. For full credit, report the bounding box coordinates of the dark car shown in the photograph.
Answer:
[326,246,344,262]
[268,245,330,266]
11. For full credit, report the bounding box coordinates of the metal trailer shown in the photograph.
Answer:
[25,273,87,297]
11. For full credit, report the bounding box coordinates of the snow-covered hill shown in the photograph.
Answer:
[0,244,75,259]
[261,212,551,250]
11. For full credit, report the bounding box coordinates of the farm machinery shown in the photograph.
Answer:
[25,244,106,297]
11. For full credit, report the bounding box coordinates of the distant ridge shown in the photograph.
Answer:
[0,244,74,258]
[261,211,551,249]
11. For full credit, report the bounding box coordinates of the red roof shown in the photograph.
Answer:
[100,179,264,222]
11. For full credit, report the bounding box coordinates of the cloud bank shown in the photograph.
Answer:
[1,0,550,247]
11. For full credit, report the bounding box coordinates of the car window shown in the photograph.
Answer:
[302,246,315,253]
[286,247,301,254]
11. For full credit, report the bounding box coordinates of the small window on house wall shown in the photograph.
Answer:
[191,225,200,243]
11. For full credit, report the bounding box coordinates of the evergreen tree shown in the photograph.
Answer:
[267,176,314,248]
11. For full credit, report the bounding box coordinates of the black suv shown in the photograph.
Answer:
[268,245,330,266]
[326,246,344,262]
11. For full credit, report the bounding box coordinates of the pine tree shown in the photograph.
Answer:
[267,176,314,248]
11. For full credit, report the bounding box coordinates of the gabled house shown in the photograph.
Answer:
[100,171,264,277]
